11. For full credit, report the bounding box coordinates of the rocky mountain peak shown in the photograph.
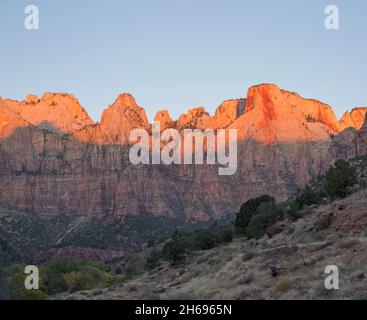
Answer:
[244,83,340,133]
[214,99,246,128]
[154,110,174,131]
[25,94,39,104]
[340,107,367,131]
[177,107,216,129]
[112,93,138,109]
[99,93,149,144]
[1,92,94,134]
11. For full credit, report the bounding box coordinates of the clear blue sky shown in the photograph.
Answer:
[1,0,366,121]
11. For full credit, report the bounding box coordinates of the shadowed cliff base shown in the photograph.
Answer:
[1,123,366,220]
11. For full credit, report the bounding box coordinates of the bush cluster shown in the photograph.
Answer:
[235,195,283,239]
[3,258,120,300]
[287,159,358,221]
[147,223,234,265]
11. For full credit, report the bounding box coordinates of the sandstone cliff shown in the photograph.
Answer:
[340,107,367,131]
[0,84,366,227]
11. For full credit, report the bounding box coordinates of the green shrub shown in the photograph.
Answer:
[235,195,275,236]
[40,258,79,294]
[323,160,358,198]
[246,202,284,239]
[64,271,94,293]
[238,273,255,285]
[160,223,233,263]
[145,250,162,270]
[3,258,120,298]
[123,252,145,279]
[4,265,48,300]
[274,277,292,293]
[189,226,233,251]
[162,239,186,263]
[287,200,302,221]
[19,289,48,300]
[296,185,322,207]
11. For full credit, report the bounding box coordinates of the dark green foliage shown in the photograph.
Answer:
[235,195,276,236]
[323,160,358,198]
[40,257,79,294]
[285,159,358,221]
[189,225,233,251]
[147,239,155,248]
[286,199,303,222]
[286,186,322,221]
[296,185,321,207]
[2,258,115,299]
[145,250,162,270]
[161,224,233,264]
[162,238,186,263]
[234,195,284,239]
[41,259,112,294]
[122,252,145,279]
[246,202,284,239]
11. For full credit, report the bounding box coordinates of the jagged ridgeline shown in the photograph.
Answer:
[0,84,367,262]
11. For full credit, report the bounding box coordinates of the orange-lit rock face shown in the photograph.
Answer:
[232,84,339,143]
[154,110,174,131]
[177,107,217,129]
[99,93,150,144]
[0,102,29,140]
[213,99,246,128]
[0,84,366,221]
[3,93,94,134]
[340,107,367,131]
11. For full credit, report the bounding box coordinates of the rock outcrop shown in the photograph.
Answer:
[154,110,174,131]
[0,84,366,238]
[3,93,94,134]
[213,99,246,128]
[340,107,367,131]
[356,114,367,156]
[99,93,150,144]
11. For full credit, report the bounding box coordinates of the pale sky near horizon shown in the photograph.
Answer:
[1,0,366,122]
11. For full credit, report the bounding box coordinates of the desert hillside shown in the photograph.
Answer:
[61,188,367,300]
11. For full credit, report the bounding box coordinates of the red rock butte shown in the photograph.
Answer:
[0,84,366,144]
[0,84,366,220]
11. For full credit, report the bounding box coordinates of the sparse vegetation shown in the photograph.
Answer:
[145,250,162,270]
[161,224,234,264]
[314,216,332,231]
[246,201,284,239]
[2,258,124,299]
[324,159,358,198]
[235,194,284,239]
[238,273,255,285]
[274,277,292,293]
[242,251,255,262]
[235,195,276,236]
[286,159,358,221]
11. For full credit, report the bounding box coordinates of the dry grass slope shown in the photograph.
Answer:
[60,190,367,300]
